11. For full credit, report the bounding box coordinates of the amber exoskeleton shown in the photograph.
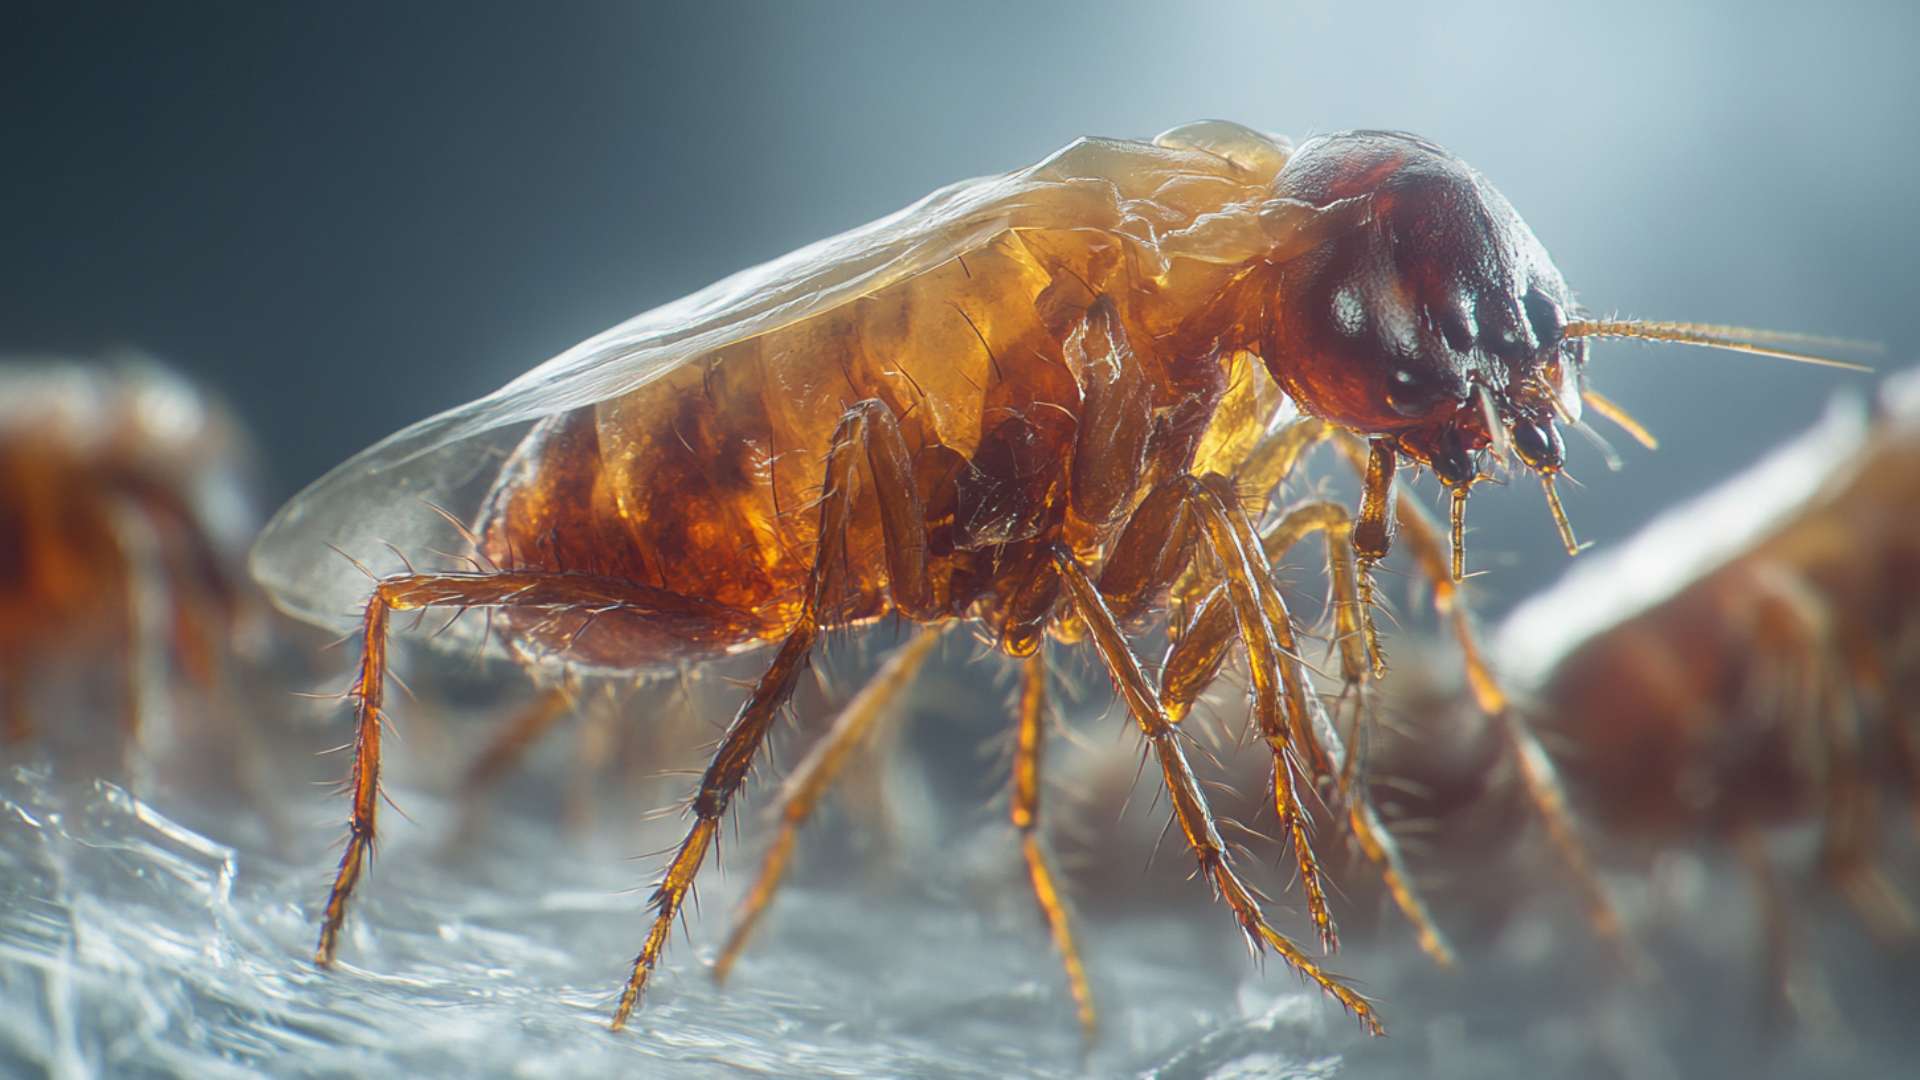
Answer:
[1,361,256,768]
[250,122,1860,1036]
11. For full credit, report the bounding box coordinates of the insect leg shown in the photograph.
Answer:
[1734,827,1802,1022]
[1377,476,1634,961]
[1261,500,1372,700]
[310,570,754,969]
[310,581,415,964]
[1096,480,1194,627]
[1204,414,1390,674]
[1099,471,1344,950]
[1254,498,1455,966]
[1808,643,1917,939]
[613,617,816,1030]
[1740,571,1894,933]
[613,397,934,1030]
[711,624,942,985]
[1351,439,1398,677]
[463,685,575,794]
[1011,648,1097,1037]
[1734,823,1851,1031]
[448,684,576,848]
[1180,476,1340,952]
[1235,416,1335,517]
[1161,584,1235,724]
[1051,546,1383,1035]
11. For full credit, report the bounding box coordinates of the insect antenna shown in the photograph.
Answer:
[1562,318,1877,372]
[1545,318,1874,557]
[1578,387,1658,452]
[1564,417,1624,472]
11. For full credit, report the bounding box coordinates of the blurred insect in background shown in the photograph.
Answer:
[248,121,1864,1036]
[1489,371,1920,1004]
[0,361,260,776]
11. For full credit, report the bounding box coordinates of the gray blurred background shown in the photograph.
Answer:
[4,0,1915,609]
[5,6,1919,1076]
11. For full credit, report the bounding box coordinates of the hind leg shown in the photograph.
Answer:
[310,570,760,967]
[612,397,937,1029]
[709,624,943,984]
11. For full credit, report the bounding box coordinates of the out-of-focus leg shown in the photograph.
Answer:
[1011,648,1096,1036]
[710,625,942,984]
[1370,455,1633,961]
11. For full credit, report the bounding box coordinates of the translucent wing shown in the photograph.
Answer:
[251,121,1327,628]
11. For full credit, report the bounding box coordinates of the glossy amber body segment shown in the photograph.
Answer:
[474,222,1277,665]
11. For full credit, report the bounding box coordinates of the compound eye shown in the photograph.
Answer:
[1523,287,1565,349]
[1386,368,1450,418]
[1434,295,1478,354]
[1512,419,1563,471]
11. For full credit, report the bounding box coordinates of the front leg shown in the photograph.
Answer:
[1092,472,1341,951]
[1350,437,1398,676]
[1052,547,1383,1035]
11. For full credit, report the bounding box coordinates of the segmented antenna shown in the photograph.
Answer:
[1563,319,1877,372]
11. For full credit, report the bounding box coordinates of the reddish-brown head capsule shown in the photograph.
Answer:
[1262,131,1582,489]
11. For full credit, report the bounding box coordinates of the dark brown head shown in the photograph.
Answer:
[1262,130,1583,490]
[1255,130,1868,562]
